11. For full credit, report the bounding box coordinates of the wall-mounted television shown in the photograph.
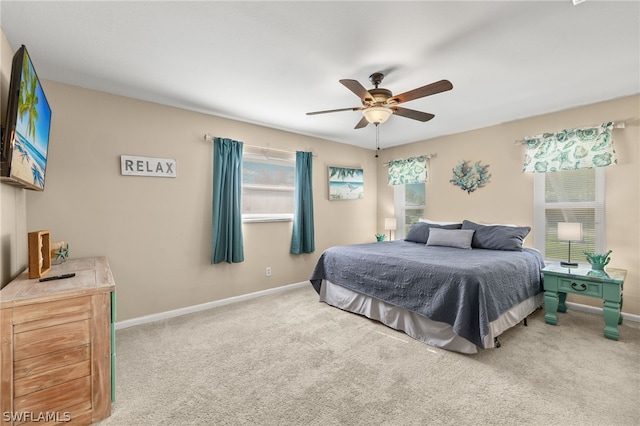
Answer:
[1,45,52,191]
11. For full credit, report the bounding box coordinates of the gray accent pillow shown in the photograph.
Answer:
[426,228,475,249]
[404,222,463,244]
[461,220,531,251]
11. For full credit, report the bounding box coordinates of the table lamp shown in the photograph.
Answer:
[385,218,397,241]
[558,222,582,267]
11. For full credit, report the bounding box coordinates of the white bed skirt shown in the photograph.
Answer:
[319,280,543,354]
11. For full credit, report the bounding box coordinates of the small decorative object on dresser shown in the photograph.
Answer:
[375,233,386,242]
[51,240,70,264]
[27,230,51,278]
[543,263,627,340]
[584,249,612,271]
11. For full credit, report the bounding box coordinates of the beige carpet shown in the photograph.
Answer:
[97,285,640,426]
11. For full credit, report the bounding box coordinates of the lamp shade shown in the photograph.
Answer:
[363,106,392,124]
[558,222,582,241]
[384,217,397,231]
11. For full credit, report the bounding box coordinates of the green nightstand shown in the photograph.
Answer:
[543,263,626,340]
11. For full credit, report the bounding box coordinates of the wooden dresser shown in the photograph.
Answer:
[0,257,115,425]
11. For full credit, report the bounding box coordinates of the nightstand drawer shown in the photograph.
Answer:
[557,277,602,298]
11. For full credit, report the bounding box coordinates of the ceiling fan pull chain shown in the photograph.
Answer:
[375,123,380,157]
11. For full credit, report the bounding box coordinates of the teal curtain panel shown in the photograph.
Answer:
[290,151,315,254]
[212,138,244,264]
[388,156,428,185]
[523,122,617,173]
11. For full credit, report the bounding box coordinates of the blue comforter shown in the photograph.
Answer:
[310,240,545,348]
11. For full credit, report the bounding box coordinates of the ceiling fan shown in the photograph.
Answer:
[306,72,453,129]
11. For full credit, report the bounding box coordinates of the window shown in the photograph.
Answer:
[533,168,605,260]
[394,183,426,239]
[242,152,295,222]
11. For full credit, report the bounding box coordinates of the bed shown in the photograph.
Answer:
[309,220,545,354]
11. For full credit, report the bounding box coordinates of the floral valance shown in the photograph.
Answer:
[522,122,617,173]
[388,156,427,185]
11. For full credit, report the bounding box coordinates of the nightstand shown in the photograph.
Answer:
[543,263,626,340]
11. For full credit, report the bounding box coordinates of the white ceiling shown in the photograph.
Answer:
[1,1,639,150]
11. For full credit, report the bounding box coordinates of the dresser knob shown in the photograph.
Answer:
[571,282,587,291]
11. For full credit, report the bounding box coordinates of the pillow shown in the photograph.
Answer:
[405,222,463,244]
[426,228,475,249]
[473,222,527,244]
[461,220,531,251]
[419,218,462,226]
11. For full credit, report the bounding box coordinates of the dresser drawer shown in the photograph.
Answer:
[14,344,91,398]
[12,296,91,325]
[13,319,91,361]
[13,375,91,415]
[14,344,90,380]
[14,359,90,398]
[558,277,602,298]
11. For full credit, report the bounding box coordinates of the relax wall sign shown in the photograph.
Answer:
[120,155,177,178]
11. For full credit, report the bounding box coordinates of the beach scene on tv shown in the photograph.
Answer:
[9,51,51,190]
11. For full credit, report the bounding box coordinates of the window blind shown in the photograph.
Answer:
[533,168,605,260]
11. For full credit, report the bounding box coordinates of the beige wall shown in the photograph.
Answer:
[3,26,638,320]
[0,29,28,286]
[23,81,378,321]
[377,95,640,315]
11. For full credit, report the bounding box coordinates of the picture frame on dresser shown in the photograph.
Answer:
[27,230,51,279]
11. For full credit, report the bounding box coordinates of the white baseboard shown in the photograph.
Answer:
[115,281,310,330]
[565,301,640,323]
[116,284,640,330]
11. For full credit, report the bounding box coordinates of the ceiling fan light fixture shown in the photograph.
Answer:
[363,106,392,124]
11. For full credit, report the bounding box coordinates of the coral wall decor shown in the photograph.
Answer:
[450,160,491,194]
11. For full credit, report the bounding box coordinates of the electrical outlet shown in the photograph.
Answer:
[266,267,272,277]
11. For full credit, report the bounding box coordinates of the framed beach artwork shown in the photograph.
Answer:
[328,166,364,200]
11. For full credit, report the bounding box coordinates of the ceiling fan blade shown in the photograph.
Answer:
[340,79,375,102]
[306,107,362,115]
[354,116,369,129]
[391,107,435,122]
[391,79,453,104]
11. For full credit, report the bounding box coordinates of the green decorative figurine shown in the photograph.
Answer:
[584,250,612,271]
[375,233,386,242]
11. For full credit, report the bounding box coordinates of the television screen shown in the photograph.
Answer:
[1,45,52,191]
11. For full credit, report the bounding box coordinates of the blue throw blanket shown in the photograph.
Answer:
[310,241,545,348]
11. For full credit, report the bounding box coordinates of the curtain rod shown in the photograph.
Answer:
[203,134,316,156]
[514,121,627,145]
[383,153,437,167]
